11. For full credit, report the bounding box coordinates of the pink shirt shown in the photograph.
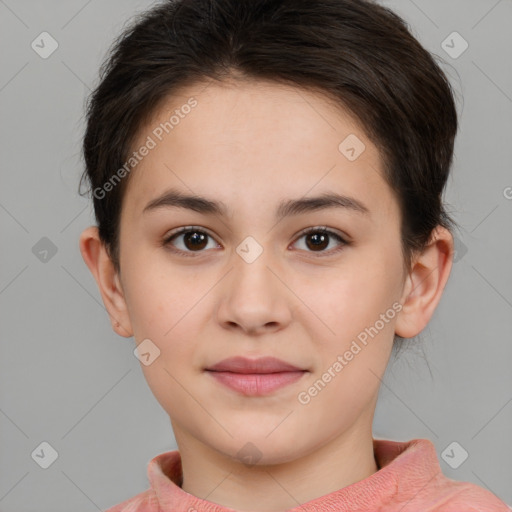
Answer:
[105,438,511,511]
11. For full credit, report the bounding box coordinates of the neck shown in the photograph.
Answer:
[175,420,379,512]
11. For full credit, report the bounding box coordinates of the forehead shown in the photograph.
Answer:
[122,80,399,222]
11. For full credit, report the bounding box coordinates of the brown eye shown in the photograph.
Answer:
[181,230,208,251]
[293,227,347,255]
[163,227,218,255]
[305,231,329,251]
[163,226,348,258]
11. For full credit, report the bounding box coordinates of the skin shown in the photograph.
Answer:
[80,79,453,512]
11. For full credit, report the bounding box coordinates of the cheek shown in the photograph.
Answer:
[297,259,399,338]
[121,247,199,336]
[295,266,398,416]
[125,268,204,413]
[121,251,208,370]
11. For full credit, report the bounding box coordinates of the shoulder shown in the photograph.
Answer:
[102,449,185,512]
[412,474,512,512]
[374,438,511,512]
[103,488,158,512]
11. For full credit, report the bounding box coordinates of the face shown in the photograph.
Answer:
[113,80,408,464]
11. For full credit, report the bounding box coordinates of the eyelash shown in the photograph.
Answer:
[162,226,349,258]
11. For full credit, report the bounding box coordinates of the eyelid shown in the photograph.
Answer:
[164,225,216,239]
[294,225,348,241]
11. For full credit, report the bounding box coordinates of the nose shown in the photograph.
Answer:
[215,248,293,336]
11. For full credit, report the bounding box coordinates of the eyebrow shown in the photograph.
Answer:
[142,188,370,219]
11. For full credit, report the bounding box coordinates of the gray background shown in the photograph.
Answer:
[1,0,511,510]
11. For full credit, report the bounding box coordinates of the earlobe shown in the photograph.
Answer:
[78,226,134,338]
[394,226,454,339]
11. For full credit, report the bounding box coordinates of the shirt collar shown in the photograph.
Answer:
[147,438,442,511]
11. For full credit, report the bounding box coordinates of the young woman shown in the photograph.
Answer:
[78,0,511,510]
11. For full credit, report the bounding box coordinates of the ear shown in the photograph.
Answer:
[79,226,133,338]
[395,225,454,339]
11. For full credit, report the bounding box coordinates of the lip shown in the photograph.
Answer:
[206,356,305,373]
[205,356,308,396]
